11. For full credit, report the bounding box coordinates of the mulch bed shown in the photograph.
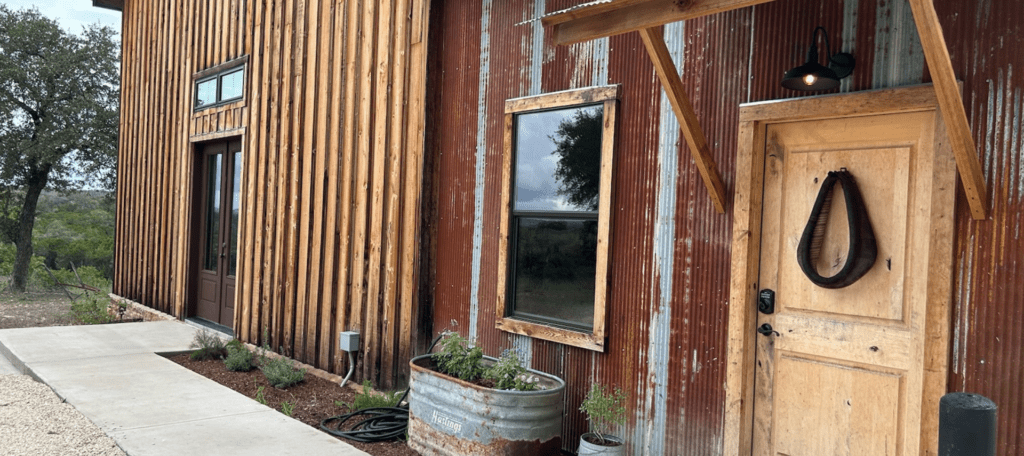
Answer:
[168,354,418,456]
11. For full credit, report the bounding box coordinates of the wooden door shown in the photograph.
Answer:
[750,108,956,455]
[195,139,242,327]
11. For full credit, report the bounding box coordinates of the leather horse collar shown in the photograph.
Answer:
[796,170,877,289]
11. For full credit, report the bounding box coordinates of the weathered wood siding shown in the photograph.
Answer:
[114,0,430,388]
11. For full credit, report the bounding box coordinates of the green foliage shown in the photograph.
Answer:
[254,386,268,405]
[484,349,538,391]
[338,380,403,411]
[0,6,120,292]
[223,340,257,372]
[432,332,484,382]
[280,401,295,417]
[189,330,227,361]
[254,327,305,389]
[260,355,306,389]
[579,383,627,445]
[69,293,116,325]
[0,242,13,275]
[32,192,115,279]
[431,333,542,391]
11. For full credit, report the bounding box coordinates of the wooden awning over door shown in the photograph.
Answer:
[541,0,989,220]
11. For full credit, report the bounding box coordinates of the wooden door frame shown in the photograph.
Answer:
[723,84,957,456]
[187,137,243,329]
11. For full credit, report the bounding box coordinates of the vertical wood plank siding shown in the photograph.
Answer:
[114,0,430,389]
[427,0,1024,453]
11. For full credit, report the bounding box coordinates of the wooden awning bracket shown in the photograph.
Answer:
[543,0,990,220]
[638,27,727,213]
[908,0,989,220]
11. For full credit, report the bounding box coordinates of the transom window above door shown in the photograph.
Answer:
[193,56,247,111]
[496,85,620,352]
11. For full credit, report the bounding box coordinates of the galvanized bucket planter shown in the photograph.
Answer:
[578,433,626,455]
[407,354,566,455]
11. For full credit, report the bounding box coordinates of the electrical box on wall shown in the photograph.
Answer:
[339,331,360,352]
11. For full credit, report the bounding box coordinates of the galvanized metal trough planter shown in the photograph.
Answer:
[407,354,566,455]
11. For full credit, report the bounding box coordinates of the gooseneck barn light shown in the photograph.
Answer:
[781,26,855,91]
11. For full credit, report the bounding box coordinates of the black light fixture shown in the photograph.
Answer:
[781,26,855,91]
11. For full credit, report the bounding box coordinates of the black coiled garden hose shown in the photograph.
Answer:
[319,404,410,443]
[319,334,444,443]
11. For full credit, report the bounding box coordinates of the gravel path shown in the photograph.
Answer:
[0,374,125,456]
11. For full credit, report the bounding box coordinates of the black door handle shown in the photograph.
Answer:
[757,323,777,337]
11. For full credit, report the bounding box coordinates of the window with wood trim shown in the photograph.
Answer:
[193,57,246,111]
[496,85,619,352]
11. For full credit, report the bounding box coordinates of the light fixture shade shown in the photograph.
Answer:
[781,26,855,92]
[781,61,840,91]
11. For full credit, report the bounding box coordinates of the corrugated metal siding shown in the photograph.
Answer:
[937,1,1024,454]
[428,0,1024,454]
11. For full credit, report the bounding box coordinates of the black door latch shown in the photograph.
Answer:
[758,289,775,315]
[757,323,777,337]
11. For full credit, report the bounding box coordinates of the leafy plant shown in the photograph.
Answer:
[189,329,228,361]
[338,380,403,411]
[69,293,116,324]
[254,386,268,405]
[223,340,257,372]
[280,401,295,416]
[579,383,627,446]
[253,327,305,388]
[484,349,538,391]
[432,332,484,382]
[260,355,306,389]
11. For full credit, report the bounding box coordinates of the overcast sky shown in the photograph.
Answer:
[3,1,121,38]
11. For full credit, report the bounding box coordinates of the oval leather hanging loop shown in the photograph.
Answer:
[796,170,877,288]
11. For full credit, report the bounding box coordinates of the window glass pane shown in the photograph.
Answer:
[203,154,222,271]
[512,217,597,329]
[514,105,603,212]
[196,79,217,108]
[227,151,242,277]
[220,69,243,101]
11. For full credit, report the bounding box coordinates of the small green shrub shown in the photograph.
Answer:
[338,380,403,411]
[432,332,484,382]
[69,293,116,324]
[484,349,538,391]
[255,386,268,405]
[579,383,627,445]
[260,355,306,389]
[189,329,228,361]
[280,401,295,416]
[223,340,257,372]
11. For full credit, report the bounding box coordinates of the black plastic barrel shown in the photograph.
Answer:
[939,392,997,456]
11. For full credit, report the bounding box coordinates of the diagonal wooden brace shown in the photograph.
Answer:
[639,26,727,213]
[908,0,989,220]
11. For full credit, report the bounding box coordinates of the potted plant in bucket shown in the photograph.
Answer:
[578,383,627,455]
[407,331,566,456]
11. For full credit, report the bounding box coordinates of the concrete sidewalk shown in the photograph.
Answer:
[0,321,368,456]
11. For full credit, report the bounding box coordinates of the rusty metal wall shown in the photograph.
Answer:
[427,0,1024,454]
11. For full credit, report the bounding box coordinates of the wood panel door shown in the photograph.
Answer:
[751,109,956,456]
[195,139,242,327]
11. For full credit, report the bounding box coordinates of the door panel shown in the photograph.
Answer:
[752,111,948,456]
[194,139,242,328]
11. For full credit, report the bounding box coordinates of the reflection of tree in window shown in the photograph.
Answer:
[552,108,603,211]
[510,103,604,330]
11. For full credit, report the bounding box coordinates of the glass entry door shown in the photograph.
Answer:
[195,139,242,327]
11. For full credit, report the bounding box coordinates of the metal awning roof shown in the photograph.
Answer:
[540,0,988,219]
[92,0,123,12]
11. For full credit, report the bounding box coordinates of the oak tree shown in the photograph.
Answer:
[0,6,119,291]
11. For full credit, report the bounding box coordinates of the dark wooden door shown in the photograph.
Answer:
[195,139,242,327]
